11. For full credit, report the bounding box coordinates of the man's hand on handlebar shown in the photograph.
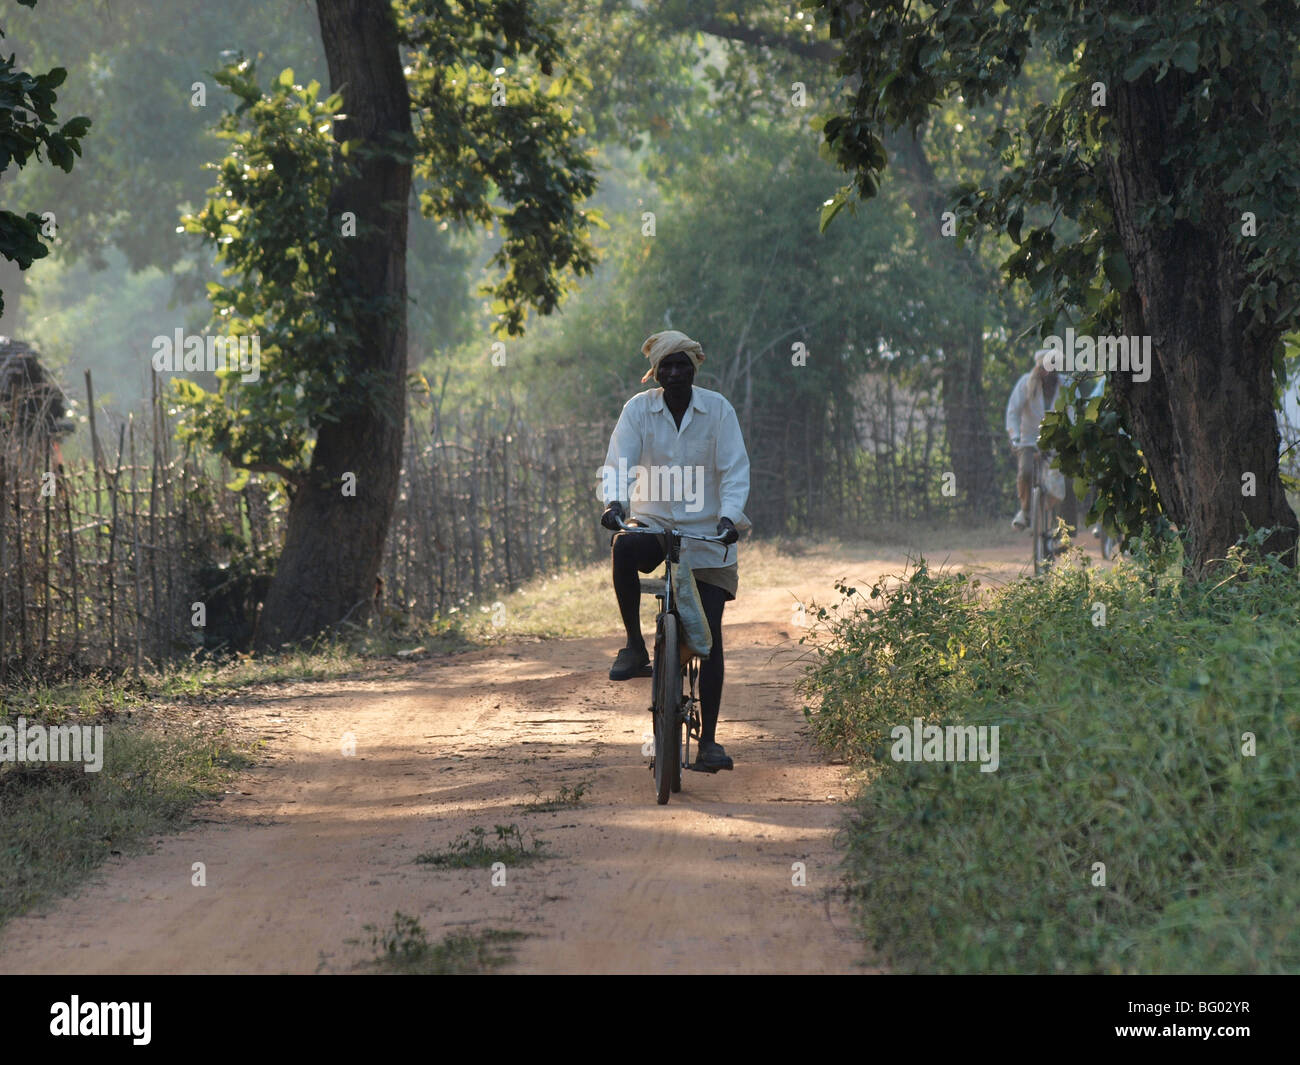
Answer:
[600,501,626,531]
[717,517,739,545]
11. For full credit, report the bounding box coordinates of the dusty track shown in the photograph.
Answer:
[0,536,1052,974]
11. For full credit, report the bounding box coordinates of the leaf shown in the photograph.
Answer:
[1008,206,1024,245]
[1122,52,1156,83]
[277,67,295,88]
[60,115,91,139]
[875,70,900,105]
[919,39,943,69]
[1170,40,1199,74]
[820,187,851,233]
[1103,252,1133,293]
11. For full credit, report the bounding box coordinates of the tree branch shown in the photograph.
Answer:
[696,16,839,63]
[238,460,304,484]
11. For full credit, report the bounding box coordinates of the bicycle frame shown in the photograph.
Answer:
[614,515,733,620]
[1031,450,1058,576]
[614,516,732,801]
[1082,485,1122,560]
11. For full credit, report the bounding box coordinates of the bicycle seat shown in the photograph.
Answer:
[639,578,667,597]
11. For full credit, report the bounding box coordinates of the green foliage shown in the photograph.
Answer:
[817,0,1300,539]
[177,6,604,479]
[520,779,591,812]
[364,911,525,974]
[399,0,602,336]
[177,60,361,481]
[798,564,1006,765]
[415,823,548,868]
[5,1,322,277]
[539,0,714,165]
[1040,376,1172,545]
[800,551,1300,972]
[0,0,90,315]
[504,117,941,443]
[0,724,252,927]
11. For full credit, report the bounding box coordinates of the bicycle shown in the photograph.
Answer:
[614,516,734,805]
[1081,485,1123,560]
[1099,528,1121,561]
[1030,449,1064,576]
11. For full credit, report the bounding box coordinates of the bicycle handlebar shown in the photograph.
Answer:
[614,515,734,545]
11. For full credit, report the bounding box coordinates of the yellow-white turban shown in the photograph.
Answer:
[640,329,705,384]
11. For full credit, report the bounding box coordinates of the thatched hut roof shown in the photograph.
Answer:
[0,336,74,440]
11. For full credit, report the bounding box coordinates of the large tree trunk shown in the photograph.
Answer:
[1104,75,1298,574]
[939,326,998,515]
[256,0,412,647]
[891,133,998,515]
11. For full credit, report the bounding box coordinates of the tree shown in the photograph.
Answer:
[514,118,944,531]
[181,0,599,646]
[818,0,1300,572]
[1,0,320,332]
[597,0,1012,514]
[0,0,90,320]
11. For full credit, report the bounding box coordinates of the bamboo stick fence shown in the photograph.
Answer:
[0,370,949,679]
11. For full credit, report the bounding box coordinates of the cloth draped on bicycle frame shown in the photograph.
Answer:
[672,558,713,660]
[1043,465,1066,504]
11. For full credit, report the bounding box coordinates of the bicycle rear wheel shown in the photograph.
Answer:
[675,661,699,794]
[652,613,681,805]
[1040,490,1057,571]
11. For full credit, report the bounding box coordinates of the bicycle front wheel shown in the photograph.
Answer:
[653,613,681,805]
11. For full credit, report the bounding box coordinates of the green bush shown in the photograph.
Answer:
[800,546,1300,973]
[0,725,253,926]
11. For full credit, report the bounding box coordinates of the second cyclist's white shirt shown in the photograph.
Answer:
[602,386,752,570]
[1006,370,1064,450]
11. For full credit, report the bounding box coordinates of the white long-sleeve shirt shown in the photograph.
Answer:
[1005,371,1061,449]
[601,386,752,570]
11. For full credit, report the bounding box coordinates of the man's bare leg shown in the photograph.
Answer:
[1013,447,1032,529]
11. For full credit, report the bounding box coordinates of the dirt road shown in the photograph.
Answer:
[0,535,1046,974]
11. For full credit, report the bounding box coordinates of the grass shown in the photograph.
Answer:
[457,522,1020,642]
[799,535,1300,973]
[0,611,476,932]
[154,613,478,696]
[519,779,592,813]
[0,721,256,928]
[3,613,477,720]
[414,824,549,868]
[0,592,490,932]
[363,911,526,974]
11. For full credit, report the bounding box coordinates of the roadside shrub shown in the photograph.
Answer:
[800,547,1300,973]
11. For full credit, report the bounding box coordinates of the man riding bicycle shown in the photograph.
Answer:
[600,329,751,773]
[1006,348,1064,530]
